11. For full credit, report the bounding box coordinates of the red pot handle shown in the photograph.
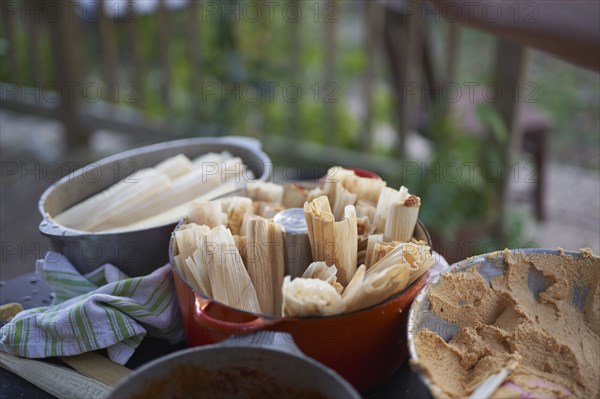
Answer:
[194,296,279,334]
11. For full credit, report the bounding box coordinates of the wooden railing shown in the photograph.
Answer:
[0,0,444,178]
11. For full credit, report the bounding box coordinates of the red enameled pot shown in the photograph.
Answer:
[169,171,432,391]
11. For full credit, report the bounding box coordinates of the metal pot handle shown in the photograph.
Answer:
[195,296,281,333]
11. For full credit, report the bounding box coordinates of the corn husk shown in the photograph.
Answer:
[225,196,254,235]
[245,217,285,316]
[281,276,345,317]
[104,182,239,233]
[368,242,434,283]
[368,241,401,268]
[383,195,421,242]
[330,183,357,221]
[247,181,284,203]
[188,201,227,227]
[340,173,386,205]
[154,154,193,179]
[302,262,344,294]
[304,196,358,286]
[365,234,384,269]
[282,184,308,208]
[94,157,245,231]
[355,199,376,222]
[233,235,248,266]
[306,187,327,202]
[197,225,262,313]
[253,201,285,219]
[322,166,355,197]
[54,168,171,231]
[342,263,410,312]
[174,223,212,295]
[372,186,410,234]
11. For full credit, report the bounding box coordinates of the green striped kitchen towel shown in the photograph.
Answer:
[0,252,184,365]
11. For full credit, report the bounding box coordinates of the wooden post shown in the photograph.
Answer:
[360,0,383,153]
[323,0,337,146]
[47,0,89,148]
[187,0,203,119]
[25,0,43,85]
[126,0,144,107]
[98,0,118,100]
[491,39,529,238]
[157,0,171,109]
[2,0,20,82]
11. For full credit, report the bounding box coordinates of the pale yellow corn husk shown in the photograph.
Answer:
[247,181,284,203]
[302,262,343,294]
[281,276,345,317]
[253,201,285,219]
[226,196,254,235]
[306,187,327,202]
[105,182,239,233]
[322,166,355,197]
[282,184,308,209]
[54,168,171,231]
[355,200,376,223]
[340,173,386,205]
[331,183,357,221]
[200,226,261,313]
[304,196,357,286]
[188,201,227,227]
[369,241,401,268]
[400,242,436,284]
[365,234,383,269]
[173,254,199,291]
[383,195,421,242]
[191,151,232,167]
[173,223,212,296]
[245,217,285,316]
[93,158,246,231]
[342,263,410,312]
[154,154,193,179]
[372,186,410,234]
[233,235,248,266]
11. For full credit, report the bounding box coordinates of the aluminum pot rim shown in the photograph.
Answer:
[109,332,361,399]
[406,248,585,396]
[38,136,272,238]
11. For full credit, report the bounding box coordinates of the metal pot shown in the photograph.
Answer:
[109,332,361,399]
[407,248,592,398]
[38,136,271,277]
[170,215,432,392]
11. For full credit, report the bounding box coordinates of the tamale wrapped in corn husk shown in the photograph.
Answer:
[174,223,212,296]
[383,195,421,242]
[302,262,344,294]
[154,154,193,179]
[92,157,247,231]
[281,276,345,317]
[371,186,409,234]
[245,217,286,316]
[253,201,285,219]
[54,168,171,231]
[304,196,358,286]
[331,183,357,221]
[355,200,376,222]
[342,263,410,312]
[247,181,284,203]
[199,226,262,313]
[188,201,227,227]
[340,173,386,205]
[282,184,308,209]
[306,187,327,202]
[233,235,248,266]
[368,241,401,268]
[225,196,254,235]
